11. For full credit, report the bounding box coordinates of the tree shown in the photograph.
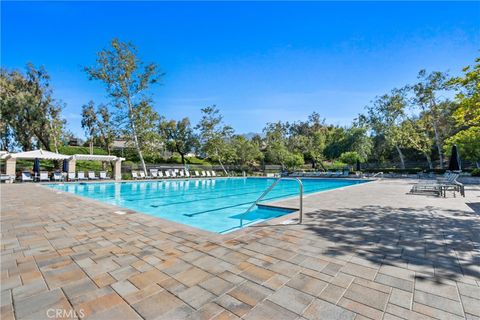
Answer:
[0,64,65,152]
[96,105,116,155]
[412,70,452,168]
[160,117,198,165]
[195,106,234,174]
[445,57,480,167]
[85,38,163,174]
[399,117,434,169]
[339,151,362,169]
[363,88,408,168]
[231,135,263,168]
[81,101,98,155]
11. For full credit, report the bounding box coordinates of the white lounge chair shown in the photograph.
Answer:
[77,172,87,180]
[179,170,185,178]
[206,171,212,177]
[185,171,190,178]
[132,171,139,180]
[201,171,206,177]
[171,171,177,178]
[99,171,109,180]
[211,171,216,177]
[195,171,200,177]
[53,171,64,181]
[139,171,146,179]
[88,171,99,180]
[150,170,158,178]
[158,171,164,178]
[39,171,50,182]
[164,171,171,178]
[68,172,77,181]
[22,171,34,182]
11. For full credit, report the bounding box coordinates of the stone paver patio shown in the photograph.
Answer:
[1,179,479,320]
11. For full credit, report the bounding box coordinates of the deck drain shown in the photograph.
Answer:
[114,211,127,215]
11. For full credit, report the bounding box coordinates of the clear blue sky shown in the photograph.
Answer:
[2,1,479,138]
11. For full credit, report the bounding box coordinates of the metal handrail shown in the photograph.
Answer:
[241,177,303,227]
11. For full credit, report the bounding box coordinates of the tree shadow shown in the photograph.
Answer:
[299,205,479,281]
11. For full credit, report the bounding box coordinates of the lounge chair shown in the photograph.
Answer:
[99,171,109,180]
[77,172,87,180]
[150,170,159,178]
[201,171,206,177]
[22,171,34,182]
[171,171,177,178]
[164,171,171,178]
[179,170,185,178]
[68,172,77,181]
[132,171,139,180]
[88,171,99,180]
[53,171,64,181]
[38,171,50,182]
[185,171,190,178]
[211,171,216,177]
[139,171,147,179]
[0,174,13,183]
[206,171,211,177]
[195,171,200,177]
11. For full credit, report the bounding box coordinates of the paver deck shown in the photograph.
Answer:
[1,179,479,320]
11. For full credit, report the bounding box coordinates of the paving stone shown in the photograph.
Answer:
[199,276,234,296]
[268,260,302,276]
[375,273,413,292]
[385,303,435,320]
[173,267,211,287]
[62,278,98,300]
[414,290,464,316]
[412,302,465,320]
[185,302,225,320]
[319,283,345,304]
[215,294,252,317]
[128,268,169,289]
[12,280,48,301]
[240,265,275,284]
[341,263,377,281]
[379,265,415,281]
[263,274,290,290]
[268,285,314,314]
[244,300,298,320]
[303,299,356,320]
[321,262,344,276]
[111,280,139,297]
[71,287,125,318]
[330,272,354,288]
[389,288,412,309]
[228,281,273,307]
[343,283,389,311]
[461,295,480,317]
[415,277,459,300]
[338,297,383,320]
[15,288,73,320]
[286,273,328,296]
[178,285,215,309]
[457,282,480,300]
[132,290,185,319]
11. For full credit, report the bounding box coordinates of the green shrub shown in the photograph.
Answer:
[471,168,480,177]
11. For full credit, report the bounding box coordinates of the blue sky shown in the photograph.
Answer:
[2,1,479,138]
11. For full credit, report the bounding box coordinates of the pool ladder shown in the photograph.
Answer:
[241,177,304,227]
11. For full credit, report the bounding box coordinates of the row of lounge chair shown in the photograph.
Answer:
[411,172,464,197]
[290,170,350,178]
[20,171,110,182]
[132,169,218,179]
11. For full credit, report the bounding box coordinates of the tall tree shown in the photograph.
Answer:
[85,38,163,174]
[0,64,65,152]
[363,88,408,169]
[445,57,480,167]
[81,101,98,155]
[195,106,234,174]
[231,135,263,168]
[160,117,198,165]
[412,70,452,168]
[96,105,116,155]
[399,117,434,169]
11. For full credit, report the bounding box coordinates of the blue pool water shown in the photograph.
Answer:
[46,178,369,233]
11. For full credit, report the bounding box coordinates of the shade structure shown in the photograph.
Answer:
[72,154,123,161]
[62,159,69,172]
[9,149,70,160]
[448,145,461,171]
[33,158,40,173]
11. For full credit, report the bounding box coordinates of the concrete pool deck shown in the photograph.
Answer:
[1,179,479,320]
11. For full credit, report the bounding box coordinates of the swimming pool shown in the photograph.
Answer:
[46,178,369,233]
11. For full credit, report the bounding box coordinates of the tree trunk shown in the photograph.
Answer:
[126,98,147,175]
[425,153,433,170]
[432,122,444,169]
[214,146,228,175]
[395,144,406,169]
[476,161,480,169]
[89,140,93,155]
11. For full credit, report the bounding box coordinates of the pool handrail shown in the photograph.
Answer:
[241,177,303,227]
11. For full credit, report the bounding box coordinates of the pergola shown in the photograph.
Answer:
[3,149,124,181]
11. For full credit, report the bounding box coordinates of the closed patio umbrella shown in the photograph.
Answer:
[356,160,361,171]
[62,159,69,172]
[33,158,40,174]
[448,145,461,171]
